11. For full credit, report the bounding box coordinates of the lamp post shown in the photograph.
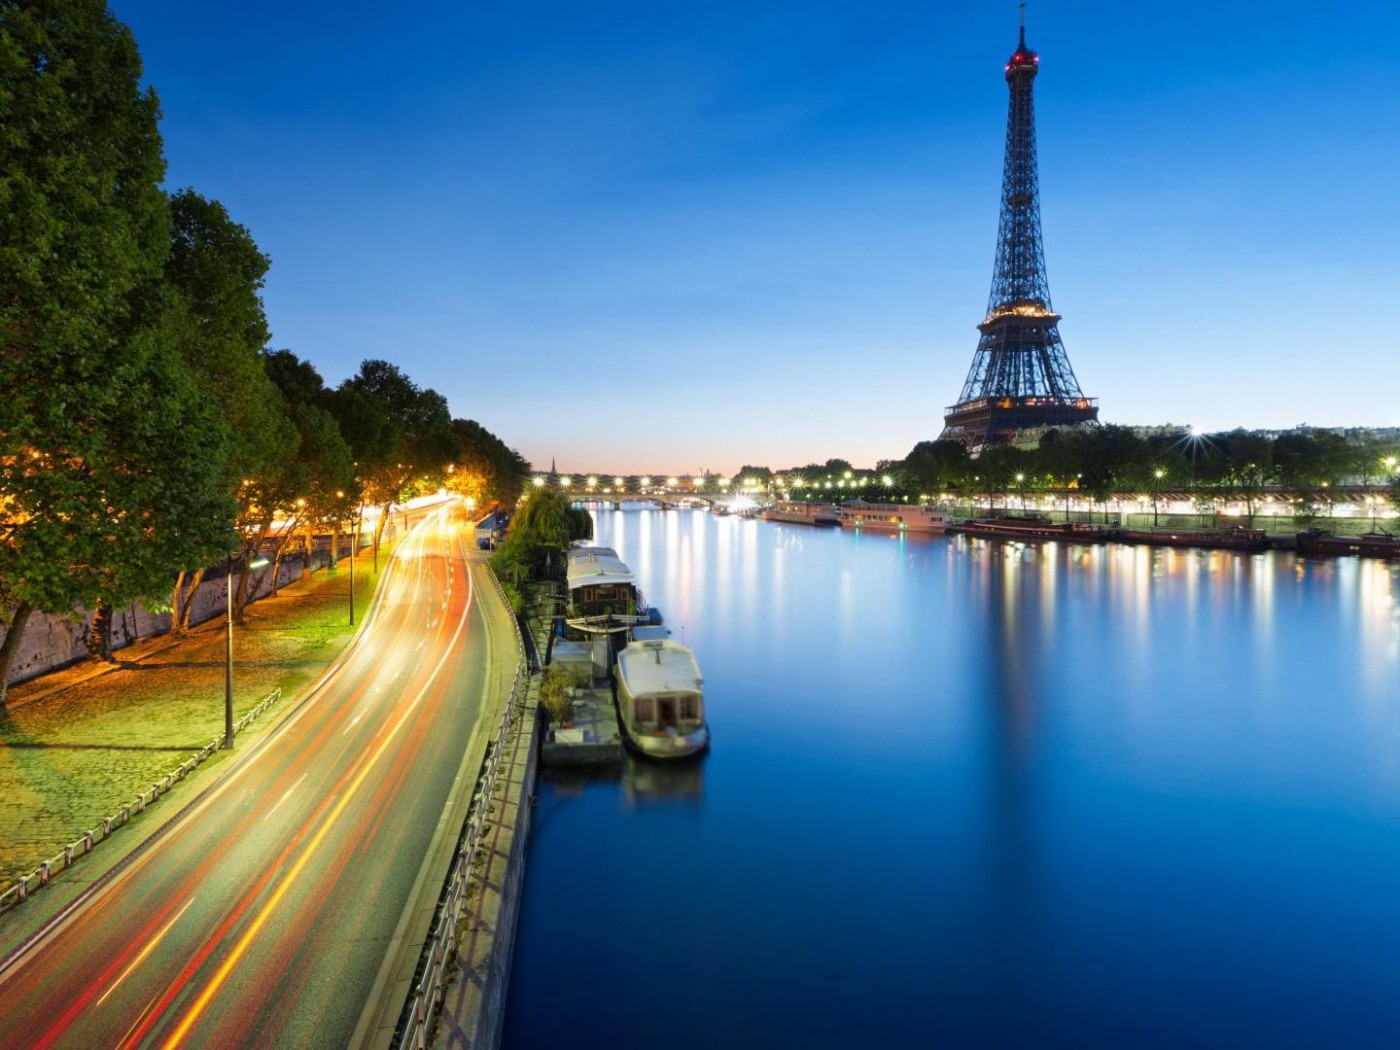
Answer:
[225,551,269,749]
[350,503,363,626]
[1152,468,1166,528]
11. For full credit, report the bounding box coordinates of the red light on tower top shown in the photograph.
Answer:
[1007,4,1039,77]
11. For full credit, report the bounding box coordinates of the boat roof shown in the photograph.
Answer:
[566,551,634,588]
[617,640,702,695]
[567,545,617,560]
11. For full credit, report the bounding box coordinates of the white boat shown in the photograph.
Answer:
[564,547,645,634]
[836,501,952,534]
[761,500,841,526]
[615,639,709,759]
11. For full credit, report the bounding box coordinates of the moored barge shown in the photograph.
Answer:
[1295,529,1400,560]
[762,501,841,526]
[950,517,1109,543]
[1109,526,1269,552]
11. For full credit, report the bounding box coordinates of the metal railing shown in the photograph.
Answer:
[391,563,527,1049]
[0,685,284,915]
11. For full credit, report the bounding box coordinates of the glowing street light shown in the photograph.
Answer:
[532,476,546,488]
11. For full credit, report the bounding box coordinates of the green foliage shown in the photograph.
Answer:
[490,489,585,583]
[0,0,235,698]
[538,664,574,725]
[734,464,774,483]
[896,440,971,495]
[447,418,530,509]
[335,360,459,510]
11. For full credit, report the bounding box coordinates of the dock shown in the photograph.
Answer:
[538,637,624,767]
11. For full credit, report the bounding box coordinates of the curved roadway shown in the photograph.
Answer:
[0,501,511,1048]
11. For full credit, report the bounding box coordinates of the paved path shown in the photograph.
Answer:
[0,503,512,1048]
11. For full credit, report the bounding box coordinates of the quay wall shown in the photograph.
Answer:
[0,531,395,691]
[431,617,546,1050]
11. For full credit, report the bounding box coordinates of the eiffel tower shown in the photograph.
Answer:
[941,8,1098,449]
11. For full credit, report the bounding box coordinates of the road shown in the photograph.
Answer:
[0,501,513,1048]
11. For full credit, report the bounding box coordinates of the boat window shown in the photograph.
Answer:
[679,695,699,721]
[633,697,655,724]
[657,696,677,727]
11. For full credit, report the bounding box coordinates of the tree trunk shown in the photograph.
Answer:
[303,522,313,580]
[178,567,206,631]
[171,572,186,635]
[87,601,115,662]
[374,501,392,572]
[329,520,340,569]
[0,602,34,708]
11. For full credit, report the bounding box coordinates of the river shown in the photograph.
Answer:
[503,506,1400,1048]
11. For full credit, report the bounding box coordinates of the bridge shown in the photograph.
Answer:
[529,470,898,509]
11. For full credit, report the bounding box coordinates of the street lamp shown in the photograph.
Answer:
[1153,467,1166,527]
[225,552,269,749]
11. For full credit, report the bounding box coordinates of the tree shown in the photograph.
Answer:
[446,418,529,511]
[0,1,234,695]
[263,350,356,579]
[490,489,588,586]
[163,189,294,628]
[336,361,459,566]
[1217,431,1275,526]
[897,440,971,497]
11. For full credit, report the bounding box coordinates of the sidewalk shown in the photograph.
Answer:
[0,547,393,888]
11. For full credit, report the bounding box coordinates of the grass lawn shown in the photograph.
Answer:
[0,543,397,884]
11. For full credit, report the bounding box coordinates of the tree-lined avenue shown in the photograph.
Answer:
[0,501,507,1048]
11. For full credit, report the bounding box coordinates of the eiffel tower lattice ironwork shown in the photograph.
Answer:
[941,11,1098,448]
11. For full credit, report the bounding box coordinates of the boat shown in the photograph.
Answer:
[950,516,1108,543]
[564,547,647,635]
[836,501,952,534]
[615,639,709,759]
[1295,529,1400,559]
[761,500,841,526]
[1108,526,1270,551]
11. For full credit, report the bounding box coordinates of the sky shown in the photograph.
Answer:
[110,1,1399,474]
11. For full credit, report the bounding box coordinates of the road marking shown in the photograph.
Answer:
[96,897,197,1008]
[261,774,308,822]
[157,518,476,1049]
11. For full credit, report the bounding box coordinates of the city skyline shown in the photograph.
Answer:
[112,1,1399,473]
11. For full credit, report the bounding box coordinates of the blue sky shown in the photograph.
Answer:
[111,1,1398,473]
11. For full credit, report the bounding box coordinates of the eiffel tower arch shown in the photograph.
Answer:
[941,10,1098,449]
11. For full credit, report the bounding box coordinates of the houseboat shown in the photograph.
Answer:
[761,500,841,526]
[950,517,1109,543]
[1295,529,1400,560]
[564,547,647,635]
[615,639,709,759]
[836,501,952,534]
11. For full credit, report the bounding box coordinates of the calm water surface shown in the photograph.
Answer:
[503,508,1400,1048]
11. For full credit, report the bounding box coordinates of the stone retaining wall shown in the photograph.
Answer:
[0,542,356,689]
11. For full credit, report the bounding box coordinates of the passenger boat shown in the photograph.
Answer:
[615,639,709,759]
[761,500,841,526]
[837,501,952,534]
[1295,529,1400,559]
[564,547,647,635]
[1109,526,1270,551]
[950,517,1108,543]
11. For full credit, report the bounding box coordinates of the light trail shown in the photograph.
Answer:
[94,898,197,1009]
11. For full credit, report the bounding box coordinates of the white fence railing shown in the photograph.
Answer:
[391,563,528,1049]
[0,685,284,915]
